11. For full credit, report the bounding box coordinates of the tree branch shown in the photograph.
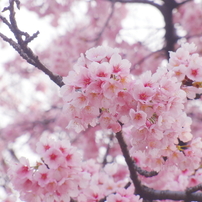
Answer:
[115,130,142,194]
[0,0,65,87]
[106,0,162,10]
[134,163,158,177]
[186,183,202,194]
[115,129,202,201]
[102,134,114,167]
[176,0,193,7]
[140,185,202,201]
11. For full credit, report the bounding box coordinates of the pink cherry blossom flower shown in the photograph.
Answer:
[57,177,79,197]
[43,147,64,169]
[71,93,89,108]
[60,84,76,102]
[109,53,131,76]
[129,109,147,129]
[63,70,79,86]
[102,80,122,99]
[132,82,155,103]
[63,147,82,167]
[104,163,118,176]
[107,193,130,202]
[67,118,87,133]
[85,46,107,62]
[139,70,156,88]
[57,139,71,154]
[81,105,100,126]
[106,187,142,202]
[168,46,190,68]
[170,64,187,81]
[89,62,112,79]
[20,192,42,202]
[75,66,93,88]
[36,134,55,154]
[99,112,122,133]
[83,186,104,201]
[181,42,197,53]
[86,79,105,94]
[86,91,103,108]
[34,164,51,187]
[182,86,202,99]
[186,55,202,81]
[62,103,80,121]
[157,113,175,130]
[14,157,32,179]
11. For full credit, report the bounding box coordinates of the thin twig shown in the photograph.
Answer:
[176,0,193,7]
[102,134,114,166]
[115,129,202,201]
[87,1,116,44]
[134,163,158,177]
[131,49,164,71]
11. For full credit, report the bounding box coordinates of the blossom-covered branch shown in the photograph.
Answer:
[116,129,202,201]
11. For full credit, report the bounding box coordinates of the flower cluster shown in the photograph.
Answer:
[128,67,202,172]
[168,42,202,99]
[9,135,139,202]
[9,135,90,202]
[61,46,133,133]
[106,186,142,202]
[61,45,202,172]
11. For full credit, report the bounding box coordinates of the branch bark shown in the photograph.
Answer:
[116,130,142,194]
[0,0,65,87]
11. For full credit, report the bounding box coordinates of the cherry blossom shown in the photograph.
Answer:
[9,136,91,202]
[3,0,202,201]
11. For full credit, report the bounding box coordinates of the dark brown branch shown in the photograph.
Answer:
[0,15,13,31]
[102,134,114,166]
[0,0,65,87]
[161,0,179,56]
[184,33,202,41]
[134,163,158,177]
[0,33,36,65]
[176,0,193,7]
[186,184,202,194]
[9,148,19,162]
[106,0,162,10]
[24,31,40,43]
[140,185,202,201]
[115,130,142,194]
